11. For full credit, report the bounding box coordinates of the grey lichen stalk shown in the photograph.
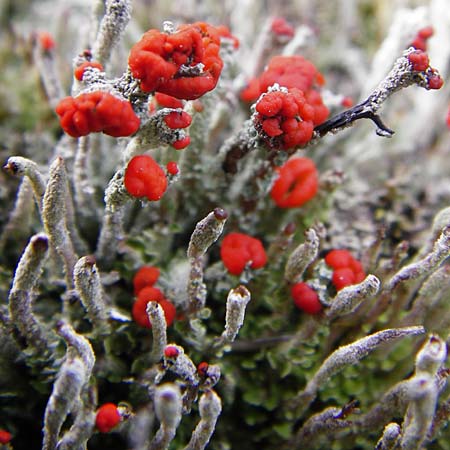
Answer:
[42,157,78,286]
[8,233,55,354]
[2,1,450,449]
[293,326,426,414]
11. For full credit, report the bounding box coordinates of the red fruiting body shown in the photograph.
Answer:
[198,361,209,376]
[270,157,318,208]
[164,111,192,129]
[418,26,434,40]
[74,61,104,81]
[427,72,444,90]
[291,282,322,314]
[124,155,168,201]
[241,55,326,104]
[38,31,55,51]
[133,265,160,295]
[0,429,11,444]
[408,50,429,72]
[332,268,356,291]
[220,232,267,275]
[341,96,354,108]
[172,136,191,150]
[128,22,224,100]
[55,91,140,138]
[132,286,176,328]
[254,88,327,149]
[154,92,184,109]
[96,403,121,433]
[325,249,366,290]
[409,26,434,51]
[166,161,179,175]
[192,99,204,112]
[324,249,354,269]
[240,77,261,103]
[270,17,295,38]
[447,106,450,129]
[215,25,240,49]
[164,345,180,358]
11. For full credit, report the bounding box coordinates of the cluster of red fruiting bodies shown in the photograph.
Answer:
[55,21,230,140]
[407,49,443,90]
[132,265,176,328]
[242,55,329,149]
[291,249,366,315]
[55,92,140,138]
[406,27,443,90]
[128,22,224,100]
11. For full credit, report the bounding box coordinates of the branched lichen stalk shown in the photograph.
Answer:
[284,228,319,283]
[148,301,168,362]
[42,157,78,286]
[8,233,55,353]
[387,226,450,291]
[184,390,222,450]
[314,48,440,138]
[149,383,182,450]
[91,0,132,65]
[292,326,425,415]
[73,255,111,334]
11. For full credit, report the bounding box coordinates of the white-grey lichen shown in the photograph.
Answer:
[42,157,78,286]
[184,390,222,450]
[387,225,450,291]
[284,227,319,283]
[91,0,132,64]
[375,422,401,450]
[3,156,46,211]
[148,301,168,362]
[213,285,251,351]
[327,274,381,319]
[187,208,227,315]
[187,209,228,259]
[42,354,87,450]
[150,383,182,450]
[293,326,425,414]
[8,233,55,354]
[73,255,110,334]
